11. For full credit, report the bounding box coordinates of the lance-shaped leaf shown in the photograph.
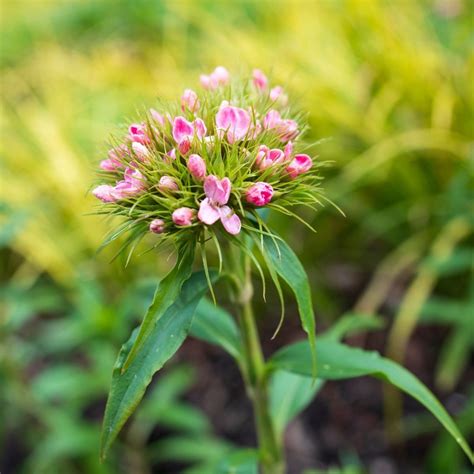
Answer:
[269,370,323,438]
[190,298,243,361]
[261,234,316,376]
[268,313,383,438]
[100,270,216,459]
[270,340,474,463]
[122,243,195,370]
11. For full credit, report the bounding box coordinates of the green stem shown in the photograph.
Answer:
[237,253,284,474]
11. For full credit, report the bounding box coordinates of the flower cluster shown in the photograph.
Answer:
[92,67,323,249]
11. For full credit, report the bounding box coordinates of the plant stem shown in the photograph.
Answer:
[237,253,285,474]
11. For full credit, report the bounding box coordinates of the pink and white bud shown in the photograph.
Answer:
[111,168,146,199]
[253,69,268,90]
[263,110,298,143]
[181,89,200,112]
[165,148,177,160]
[255,145,285,170]
[246,182,273,206]
[158,175,179,192]
[128,123,150,145]
[150,108,165,126]
[213,66,230,85]
[286,154,313,178]
[270,86,288,106]
[188,154,206,180]
[100,158,121,171]
[200,66,230,90]
[172,207,196,226]
[149,218,165,234]
[277,119,298,142]
[92,184,117,202]
[108,144,129,161]
[215,104,251,143]
[131,142,150,161]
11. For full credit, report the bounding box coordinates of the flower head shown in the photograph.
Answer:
[93,67,322,254]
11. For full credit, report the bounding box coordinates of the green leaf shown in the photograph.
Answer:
[261,234,317,376]
[216,448,259,474]
[190,298,243,361]
[122,243,195,370]
[270,340,474,463]
[323,313,384,341]
[100,270,214,459]
[269,370,323,437]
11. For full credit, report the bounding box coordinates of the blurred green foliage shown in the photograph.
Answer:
[1,0,472,472]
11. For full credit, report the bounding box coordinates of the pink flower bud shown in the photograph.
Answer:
[253,69,268,90]
[149,218,165,234]
[92,184,117,202]
[108,144,129,161]
[263,110,299,143]
[100,158,121,171]
[286,154,313,178]
[158,175,179,192]
[181,89,200,112]
[213,66,230,85]
[188,154,206,180]
[172,207,196,226]
[246,182,273,206]
[200,66,230,90]
[255,145,285,170]
[150,108,165,126]
[270,86,288,106]
[131,142,150,161]
[128,123,150,144]
[178,138,191,155]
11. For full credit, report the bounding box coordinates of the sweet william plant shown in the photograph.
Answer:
[93,67,473,472]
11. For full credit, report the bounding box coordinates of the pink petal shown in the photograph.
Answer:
[198,198,220,225]
[212,66,230,86]
[263,110,282,129]
[181,89,200,112]
[172,116,194,143]
[203,175,231,205]
[286,154,313,178]
[253,69,268,90]
[219,206,241,235]
[193,118,207,139]
[131,142,150,161]
[214,177,231,205]
[215,105,251,143]
[150,109,165,126]
[203,175,218,200]
[200,74,212,89]
[92,184,117,202]
[100,158,122,171]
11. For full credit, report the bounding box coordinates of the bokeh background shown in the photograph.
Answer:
[1,0,473,473]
